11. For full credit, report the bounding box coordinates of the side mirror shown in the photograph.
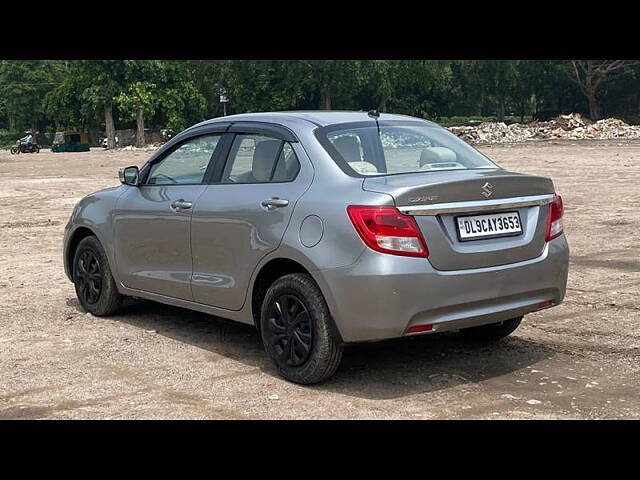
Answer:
[119,166,139,186]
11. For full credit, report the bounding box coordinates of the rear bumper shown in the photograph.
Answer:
[315,235,569,343]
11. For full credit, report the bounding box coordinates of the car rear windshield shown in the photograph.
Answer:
[317,122,498,177]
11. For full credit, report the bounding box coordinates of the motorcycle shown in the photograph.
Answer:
[10,140,40,154]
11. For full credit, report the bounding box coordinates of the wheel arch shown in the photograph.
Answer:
[65,226,98,279]
[250,257,344,344]
[251,258,309,326]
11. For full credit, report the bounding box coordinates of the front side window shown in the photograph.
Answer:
[146,134,221,185]
[320,122,498,177]
[222,134,300,184]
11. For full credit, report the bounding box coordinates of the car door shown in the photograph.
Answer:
[190,129,313,310]
[113,133,225,300]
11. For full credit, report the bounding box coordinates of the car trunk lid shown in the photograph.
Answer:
[363,169,556,270]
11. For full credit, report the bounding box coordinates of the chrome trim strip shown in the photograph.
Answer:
[398,194,555,216]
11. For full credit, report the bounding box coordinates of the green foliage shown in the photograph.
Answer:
[44,74,101,129]
[158,79,206,133]
[43,60,117,130]
[0,130,26,149]
[3,60,640,139]
[435,115,535,126]
[0,60,65,131]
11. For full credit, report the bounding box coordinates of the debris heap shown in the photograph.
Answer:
[447,114,640,144]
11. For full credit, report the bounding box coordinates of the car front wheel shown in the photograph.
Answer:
[260,273,343,384]
[73,236,122,316]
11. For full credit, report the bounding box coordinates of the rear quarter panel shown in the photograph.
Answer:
[276,125,396,271]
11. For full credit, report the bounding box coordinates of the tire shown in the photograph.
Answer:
[461,316,523,341]
[260,273,343,384]
[72,236,122,316]
[10,147,19,155]
[32,145,39,153]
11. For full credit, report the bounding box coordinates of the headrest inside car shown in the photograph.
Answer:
[419,147,457,167]
[333,136,362,163]
[252,140,283,182]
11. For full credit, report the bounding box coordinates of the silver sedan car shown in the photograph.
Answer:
[63,111,569,384]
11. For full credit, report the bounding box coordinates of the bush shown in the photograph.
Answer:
[0,130,22,149]
[435,115,534,127]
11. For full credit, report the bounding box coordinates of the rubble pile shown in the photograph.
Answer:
[119,144,162,151]
[447,114,640,144]
[449,122,534,144]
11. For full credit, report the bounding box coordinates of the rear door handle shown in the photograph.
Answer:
[171,199,193,210]
[261,198,289,210]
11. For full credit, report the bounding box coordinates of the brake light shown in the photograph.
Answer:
[347,205,429,258]
[545,194,564,242]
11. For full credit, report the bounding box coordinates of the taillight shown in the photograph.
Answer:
[545,194,564,242]
[347,205,429,258]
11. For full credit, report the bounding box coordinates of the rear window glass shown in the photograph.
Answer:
[319,123,498,176]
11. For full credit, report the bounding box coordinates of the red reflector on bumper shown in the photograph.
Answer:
[538,300,553,309]
[406,324,433,334]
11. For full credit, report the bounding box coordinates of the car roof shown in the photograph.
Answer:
[192,110,438,128]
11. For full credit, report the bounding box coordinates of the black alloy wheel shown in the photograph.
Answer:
[266,293,313,367]
[75,248,103,305]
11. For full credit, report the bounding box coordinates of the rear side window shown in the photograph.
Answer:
[147,134,221,185]
[222,134,300,184]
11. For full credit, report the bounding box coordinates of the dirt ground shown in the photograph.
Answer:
[1,141,638,419]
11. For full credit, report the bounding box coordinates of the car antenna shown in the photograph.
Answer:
[368,109,381,136]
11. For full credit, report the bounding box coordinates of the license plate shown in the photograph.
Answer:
[456,211,522,241]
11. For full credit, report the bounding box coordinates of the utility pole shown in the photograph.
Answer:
[219,88,229,117]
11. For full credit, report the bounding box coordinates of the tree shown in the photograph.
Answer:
[381,61,452,118]
[116,61,163,147]
[119,61,207,143]
[509,60,555,122]
[154,65,207,134]
[44,62,102,133]
[75,61,126,148]
[474,60,518,122]
[447,60,484,116]
[11,59,640,145]
[0,60,63,135]
[356,60,394,111]
[189,60,231,117]
[43,61,125,147]
[116,80,156,147]
[304,61,363,110]
[569,60,637,121]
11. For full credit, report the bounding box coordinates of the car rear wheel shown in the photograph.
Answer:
[461,316,523,341]
[73,236,122,316]
[260,273,343,384]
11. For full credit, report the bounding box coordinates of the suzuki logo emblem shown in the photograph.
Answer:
[481,182,494,198]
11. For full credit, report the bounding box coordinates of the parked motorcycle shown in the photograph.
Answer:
[10,140,40,154]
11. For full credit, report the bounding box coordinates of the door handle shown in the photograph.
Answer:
[261,198,289,210]
[171,199,193,210]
